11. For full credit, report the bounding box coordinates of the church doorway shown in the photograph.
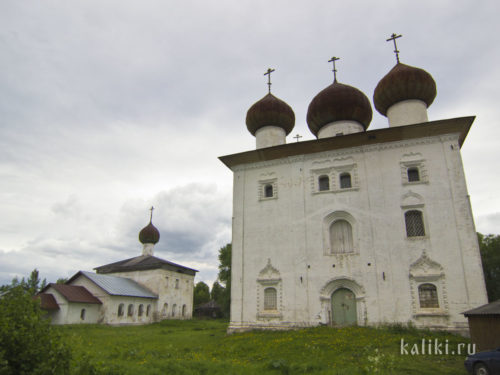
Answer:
[331,288,357,326]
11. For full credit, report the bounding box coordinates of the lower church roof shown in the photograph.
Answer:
[40,284,102,305]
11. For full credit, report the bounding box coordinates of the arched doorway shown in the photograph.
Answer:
[331,288,357,326]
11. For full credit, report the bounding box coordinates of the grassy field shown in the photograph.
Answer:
[59,319,471,375]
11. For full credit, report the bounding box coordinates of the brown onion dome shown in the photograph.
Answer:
[373,63,437,116]
[139,221,160,244]
[246,93,295,136]
[306,81,373,136]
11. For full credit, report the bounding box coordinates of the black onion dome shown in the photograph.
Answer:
[306,82,373,137]
[246,93,295,136]
[139,222,160,244]
[373,63,437,116]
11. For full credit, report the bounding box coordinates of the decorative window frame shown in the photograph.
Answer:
[258,178,278,201]
[409,251,449,317]
[310,163,359,194]
[322,211,358,256]
[256,259,283,319]
[401,191,429,241]
[400,158,428,185]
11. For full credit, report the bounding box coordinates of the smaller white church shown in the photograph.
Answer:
[37,213,198,325]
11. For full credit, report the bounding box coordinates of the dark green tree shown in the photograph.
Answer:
[217,243,231,317]
[478,233,500,302]
[0,285,70,374]
[210,281,225,306]
[0,269,46,296]
[193,281,210,307]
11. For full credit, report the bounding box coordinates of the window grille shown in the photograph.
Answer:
[340,173,352,189]
[264,287,277,310]
[418,283,439,308]
[138,304,144,317]
[405,210,425,237]
[146,304,151,317]
[265,184,273,198]
[318,175,330,191]
[407,168,420,182]
[118,304,124,317]
[80,309,85,320]
[127,304,134,316]
[330,220,354,253]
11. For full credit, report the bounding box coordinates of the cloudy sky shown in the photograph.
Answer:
[1,0,499,287]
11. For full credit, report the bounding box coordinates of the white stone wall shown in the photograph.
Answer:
[229,127,488,332]
[104,269,195,320]
[43,286,100,325]
[317,121,364,138]
[387,99,428,127]
[255,126,286,149]
[70,275,157,325]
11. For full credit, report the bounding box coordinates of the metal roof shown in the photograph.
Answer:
[79,271,157,299]
[219,117,475,170]
[463,300,500,317]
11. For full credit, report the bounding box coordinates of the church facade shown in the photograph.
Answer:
[38,217,197,325]
[220,51,488,333]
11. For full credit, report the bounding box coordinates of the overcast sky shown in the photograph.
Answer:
[1,0,499,287]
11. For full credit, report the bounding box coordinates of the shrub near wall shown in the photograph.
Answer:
[0,286,70,375]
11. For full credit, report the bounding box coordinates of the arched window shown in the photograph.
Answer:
[318,175,330,191]
[418,283,439,308]
[175,279,179,289]
[118,303,124,317]
[408,167,420,182]
[405,210,425,237]
[80,308,86,320]
[172,304,177,317]
[264,184,273,198]
[138,304,144,317]
[339,173,352,189]
[330,220,354,254]
[162,303,168,316]
[182,304,186,317]
[146,304,151,317]
[127,304,134,317]
[264,287,277,310]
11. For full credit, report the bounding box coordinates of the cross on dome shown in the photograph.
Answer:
[328,56,340,83]
[264,68,275,93]
[386,33,403,63]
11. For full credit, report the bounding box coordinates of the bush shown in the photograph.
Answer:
[0,285,71,375]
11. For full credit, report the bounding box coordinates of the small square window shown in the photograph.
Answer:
[318,175,330,191]
[339,173,352,189]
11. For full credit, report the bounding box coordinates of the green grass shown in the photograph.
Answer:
[58,319,471,375]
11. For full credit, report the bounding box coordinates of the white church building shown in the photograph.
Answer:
[38,215,198,325]
[220,44,488,333]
